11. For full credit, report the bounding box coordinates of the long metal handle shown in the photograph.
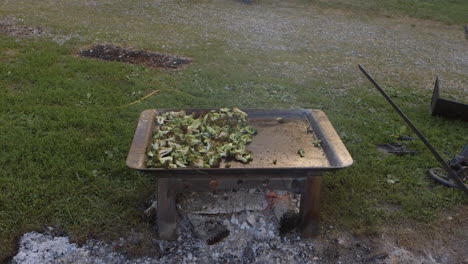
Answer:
[358,65,468,194]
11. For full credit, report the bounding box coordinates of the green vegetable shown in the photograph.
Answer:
[146,108,256,168]
[298,148,305,158]
[312,139,322,148]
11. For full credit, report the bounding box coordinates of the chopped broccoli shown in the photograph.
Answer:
[146,108,256,168]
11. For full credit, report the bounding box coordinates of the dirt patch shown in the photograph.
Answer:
[0,21,80,45]
[0,23,49,38]
[79,44,192,70]
[380,205,468,264]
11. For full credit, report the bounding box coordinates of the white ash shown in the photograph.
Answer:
[156,189,319,264]
[11,232,153,264]
[12,190,324,264]
[12,188,455,264]
[178,190,270,214]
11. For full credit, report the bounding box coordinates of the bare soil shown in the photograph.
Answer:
[0,23,48,38]
[0,21,80,45]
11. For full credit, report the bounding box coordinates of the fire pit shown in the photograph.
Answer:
[127,109,352,240]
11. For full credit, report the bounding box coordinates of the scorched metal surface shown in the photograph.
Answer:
[126,109,353,240]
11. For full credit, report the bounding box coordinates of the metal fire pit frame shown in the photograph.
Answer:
[127,109,353,240]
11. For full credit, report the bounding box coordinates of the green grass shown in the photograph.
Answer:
[309,0,468,25]
[1,35,467,260]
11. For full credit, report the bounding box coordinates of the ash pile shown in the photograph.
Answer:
[12,190,379,263]
[155,189,318,263]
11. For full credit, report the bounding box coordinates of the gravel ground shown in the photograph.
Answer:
[114,0,467,96]
[1,0,466,98]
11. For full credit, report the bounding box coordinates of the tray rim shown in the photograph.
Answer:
[126,108,353,173]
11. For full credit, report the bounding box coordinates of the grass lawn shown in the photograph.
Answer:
[310,0,468,25]
[1,0,467,261]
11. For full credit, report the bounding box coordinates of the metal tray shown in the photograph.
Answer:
[126,109,353,177]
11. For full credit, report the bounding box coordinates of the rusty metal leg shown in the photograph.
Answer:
[157,178,178,240]
[299,175,322,237]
